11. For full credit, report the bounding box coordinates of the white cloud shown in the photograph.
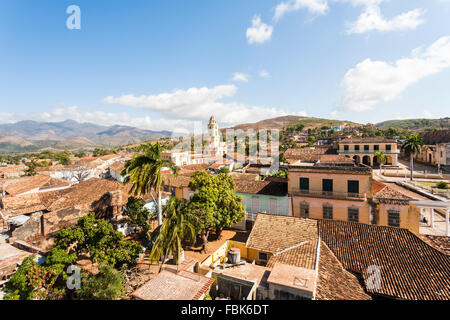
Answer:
[342,36,450,111]
[346,4,425,34]
[274,0,329,21]
[246,15,273,44]
[259,70,271,78]
[102,84,306,126]
[422,110,434,118]
[232,72,249,82]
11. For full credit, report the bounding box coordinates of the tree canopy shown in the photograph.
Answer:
[54,213,143,268]
[187,171,245,250]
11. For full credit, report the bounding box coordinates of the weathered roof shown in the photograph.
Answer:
[318,154,354,164]
[284,147,333,162]
[420,130,450,145]
[131,270,214,300]
[180,163,210,171]
[318,219,450,300]
[5,175,72,196]
[373,182,411,203]
[266,238,318,270]
[340,138,396,143]
[246,214,318,253]
[109,161,125,174]
[315,242,371,300]
[162,173,191,188]
[234,180,287,197]
[2,178,130,216]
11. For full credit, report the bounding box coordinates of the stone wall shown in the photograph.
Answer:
[11,212,42,242]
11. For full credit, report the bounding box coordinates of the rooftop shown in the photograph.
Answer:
[315,242,371,300]
[246,214,318,254]
[5,175,72,197]
[318,219,450,300]
[234,180,287,197]
[340,137,396,143]
[266,262,317,297]
[266,239,318,270]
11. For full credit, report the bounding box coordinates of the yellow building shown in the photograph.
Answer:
[338,138,399,166]
[288,161,420,233]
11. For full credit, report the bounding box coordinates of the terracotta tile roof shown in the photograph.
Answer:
[109,161,125,174]
[234,179,287,197]
[422,235,450,255]
[284,147,332,162]
[340,138,396,143]
[131,270,214,300]
[0,243,32,277]
[180,163,210,171]
[5,175,71,196]
[318,219,450,300]
[266,238,318,270]
[373,183,411,203]
[44,178,130,212]
[246,214,318,253]
[162,173,191,188]
[372,180,386,195]
[2,178,131,216]
[1,193,47,216]
[230,173,260,181]
[99,154,120,161]
[316,242,371,300]
[318,154,354,164]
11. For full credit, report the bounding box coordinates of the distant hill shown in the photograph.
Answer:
[223,115,360,132]
[0,120,171,153]
[375,118,450,131]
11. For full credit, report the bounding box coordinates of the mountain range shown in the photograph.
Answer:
[0,120,171,153]
[1,116,449,154]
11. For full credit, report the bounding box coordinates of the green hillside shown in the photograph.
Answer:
[376,118,450,131]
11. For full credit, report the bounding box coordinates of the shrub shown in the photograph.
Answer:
[437,181,448,189]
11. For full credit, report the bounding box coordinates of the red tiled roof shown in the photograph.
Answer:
[316,242,371,300]
[5,175,71,196]
[234,179,287,197]
[318,219,450,300]
[246,214,318,253]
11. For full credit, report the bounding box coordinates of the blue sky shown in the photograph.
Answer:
[0,0,449,133]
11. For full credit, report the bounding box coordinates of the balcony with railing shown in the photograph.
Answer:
[290,188,367,201]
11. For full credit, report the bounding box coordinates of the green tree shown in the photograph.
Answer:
[268,169,288,178]
[149,198,196,272]
[401,135,424,181]
[187,171,245,251]
[54,213,143,268]
[123,143,178,226]
[374,151,387,169]
[219,167,230,174]
[4,256,62,300]
[123,196,151,242]
[56,151,71,165]
[76,264,125,300]
[24,162,38,176]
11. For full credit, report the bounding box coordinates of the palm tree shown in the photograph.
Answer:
[374,151,387,170]
[401,135,424,181]
[149,198,197,272]
[122,143,178,226]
